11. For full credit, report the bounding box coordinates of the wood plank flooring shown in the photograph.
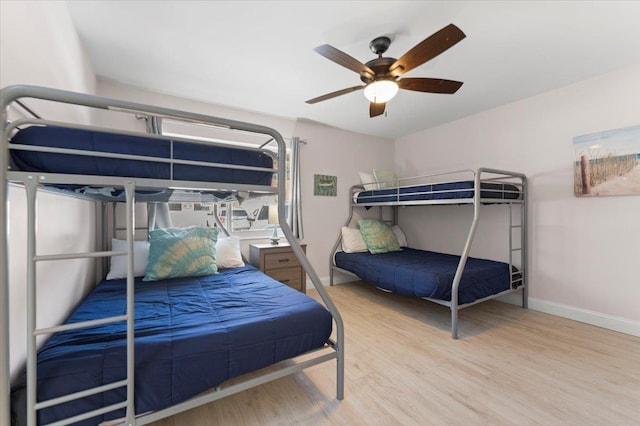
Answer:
[150,281,640,425]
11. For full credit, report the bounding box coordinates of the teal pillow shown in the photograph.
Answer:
[143,226,219,281]
[358,219,401,254]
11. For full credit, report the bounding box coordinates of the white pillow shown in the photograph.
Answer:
[373,170,399,189]
[392,225,408,247]
[106,238,150,280]
[341,226,368,253]
[215,236,245,268]
[359,171,378,191]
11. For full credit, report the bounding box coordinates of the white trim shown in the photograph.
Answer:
[498,292,640,337]
[311,278,640,337]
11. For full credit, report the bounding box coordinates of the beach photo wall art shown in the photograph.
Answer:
[573,124,640,197]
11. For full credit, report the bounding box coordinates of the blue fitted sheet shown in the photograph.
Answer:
[355,181,521,204]
[15,266,331,425]
[335,248,518,304]
[10,126,274,186]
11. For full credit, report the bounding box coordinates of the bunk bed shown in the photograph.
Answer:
[0,85,344,426]
[330,169,527,339]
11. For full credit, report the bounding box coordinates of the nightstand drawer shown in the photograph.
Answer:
[249,243,307,293]
[268,268,304,292]
[264,252,301,270]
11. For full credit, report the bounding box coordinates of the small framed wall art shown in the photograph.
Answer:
[314,174,337,196]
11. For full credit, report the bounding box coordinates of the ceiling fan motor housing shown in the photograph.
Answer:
[360,57,397,83]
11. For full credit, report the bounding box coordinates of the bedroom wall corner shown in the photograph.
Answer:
[1,0,99,381]
[291,119,394,283]
[393,64,640,334]
[0,0,97,123]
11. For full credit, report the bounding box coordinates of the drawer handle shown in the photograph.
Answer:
[278,259,291,263]
[281,279,290,283]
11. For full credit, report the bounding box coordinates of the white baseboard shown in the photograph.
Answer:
[498,292,640,338]
[309,277,640,338]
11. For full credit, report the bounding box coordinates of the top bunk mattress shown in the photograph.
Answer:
[355,181,522,204]
[9,125,274,186]
[12,265,332,426]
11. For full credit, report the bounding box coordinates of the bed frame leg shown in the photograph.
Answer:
[336,348,344,400]
[451,305,459,339]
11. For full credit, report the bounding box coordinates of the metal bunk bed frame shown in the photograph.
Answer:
[0,85,344,425]
[329,168,527,339]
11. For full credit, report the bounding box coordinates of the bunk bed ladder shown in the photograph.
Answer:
[508,203,522,292]
[24,180,137,426]
[509,196,527,309]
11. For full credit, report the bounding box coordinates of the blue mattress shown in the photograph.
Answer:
[13,265,331,425]
[335,248,518,304]
[355,181,521,204]
[10,126,274,185]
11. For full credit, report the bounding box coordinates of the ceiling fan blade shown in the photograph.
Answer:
[369,102,386,118]
[314,44,375,78]
[390,24,466,77]
[305,85,365,104]
[398,78,463,94]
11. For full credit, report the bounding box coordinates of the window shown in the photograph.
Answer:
[161,119,291,237]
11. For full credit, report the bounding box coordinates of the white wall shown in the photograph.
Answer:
[1,1,98,380]
[0,1,95,123]
[394,65,640,334]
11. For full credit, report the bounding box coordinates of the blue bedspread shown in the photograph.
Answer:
[355,181,521,204]
[335,248,517,304]
[10,126,274,185]
[18,266,331,425]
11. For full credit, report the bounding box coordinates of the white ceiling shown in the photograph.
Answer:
[66,1,640,140]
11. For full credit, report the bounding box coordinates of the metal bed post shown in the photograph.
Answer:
[112,203,117,239]
[521,175,528,309]
[449,169,482,339]
[102,202,109,275]
[508,202,513,281]
[0,93,10,426]
[483,168,528,309]
[96,201,105,283]
[25,178,38,425]
[124,182,136,425]
[274,132,344,400]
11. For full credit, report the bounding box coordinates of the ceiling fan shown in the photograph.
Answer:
[306,23,466,118]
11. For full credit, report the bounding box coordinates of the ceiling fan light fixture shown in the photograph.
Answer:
[364,80,398,103]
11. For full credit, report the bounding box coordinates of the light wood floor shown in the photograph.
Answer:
[150,281,640,425]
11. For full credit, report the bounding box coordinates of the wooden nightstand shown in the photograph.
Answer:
[249,243,307,293]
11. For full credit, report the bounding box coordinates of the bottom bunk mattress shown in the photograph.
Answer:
[12,265,332,425]
[334,248,518,304]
